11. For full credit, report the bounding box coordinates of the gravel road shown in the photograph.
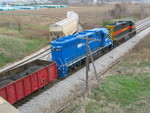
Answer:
[18,27,150,113]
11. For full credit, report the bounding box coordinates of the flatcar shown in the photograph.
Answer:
[0,60,58,104]
[106,20,136,43]
[51,27,113,77]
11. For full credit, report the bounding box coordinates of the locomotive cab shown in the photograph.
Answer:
[129,20,136,35]
[106,19,136,41]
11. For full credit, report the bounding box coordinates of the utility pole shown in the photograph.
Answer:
[78,36,101,92]
[85,37,89,92]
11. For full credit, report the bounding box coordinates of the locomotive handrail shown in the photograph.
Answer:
[65,58,68,66]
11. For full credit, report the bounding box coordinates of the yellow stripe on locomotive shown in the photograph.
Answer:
[106,20,136,42]
[105,25,115,40]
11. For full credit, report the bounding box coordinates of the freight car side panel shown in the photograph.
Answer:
[7,84,16,104]
[0,60,58,104]
[37,68,49,88]
[31,73,38,92]
[46,63,58,82]
[15,80,24,100]
[23,76,32,96]
[0,88,7,100]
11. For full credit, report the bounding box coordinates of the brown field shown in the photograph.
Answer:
[0,5,114,37]
[0,3,150,39]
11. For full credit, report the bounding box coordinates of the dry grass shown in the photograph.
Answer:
[0,5,114,34]
[63,34,150,113]
[0,3,150,38]
[109,34,150,76]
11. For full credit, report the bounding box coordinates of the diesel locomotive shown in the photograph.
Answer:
[51,27,113,77]
[106,20,136,43]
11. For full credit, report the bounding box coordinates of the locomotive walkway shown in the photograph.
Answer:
[18,23,150,112]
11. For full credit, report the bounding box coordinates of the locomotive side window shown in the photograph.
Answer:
[54,49,61,51]
[51,47,61,51]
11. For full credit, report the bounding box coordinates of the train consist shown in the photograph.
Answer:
[0,20,136,104]
[49,11,79,40]
[51,20,136,77]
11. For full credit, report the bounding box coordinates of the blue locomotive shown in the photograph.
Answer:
[51,27,113,77]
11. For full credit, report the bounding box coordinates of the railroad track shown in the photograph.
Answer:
[11,17,150,108]
[136,17,150,25]
[136,23,150,33]
[0,17,150,74]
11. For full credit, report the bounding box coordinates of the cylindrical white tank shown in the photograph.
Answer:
[49,11,79,40]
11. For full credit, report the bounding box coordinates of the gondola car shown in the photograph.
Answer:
[0,60,58,104]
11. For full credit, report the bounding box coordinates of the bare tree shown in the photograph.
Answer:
[96,0,106,6]
[109,0,129,18]
[139,0,145,13]
[2,2,7,5]
[14,16,23,33]
[52,0,68,5]
[128,0,132,5]
[81,0,85,3]
[33,0,37,5]
[120,0,128,17]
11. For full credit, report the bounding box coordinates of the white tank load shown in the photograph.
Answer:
[49,11,79,40]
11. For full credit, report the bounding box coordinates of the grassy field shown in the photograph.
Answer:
[64,34,150,113]
[0,35,47,67]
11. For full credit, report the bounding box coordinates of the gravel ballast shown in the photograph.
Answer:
[18,27,150,113]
